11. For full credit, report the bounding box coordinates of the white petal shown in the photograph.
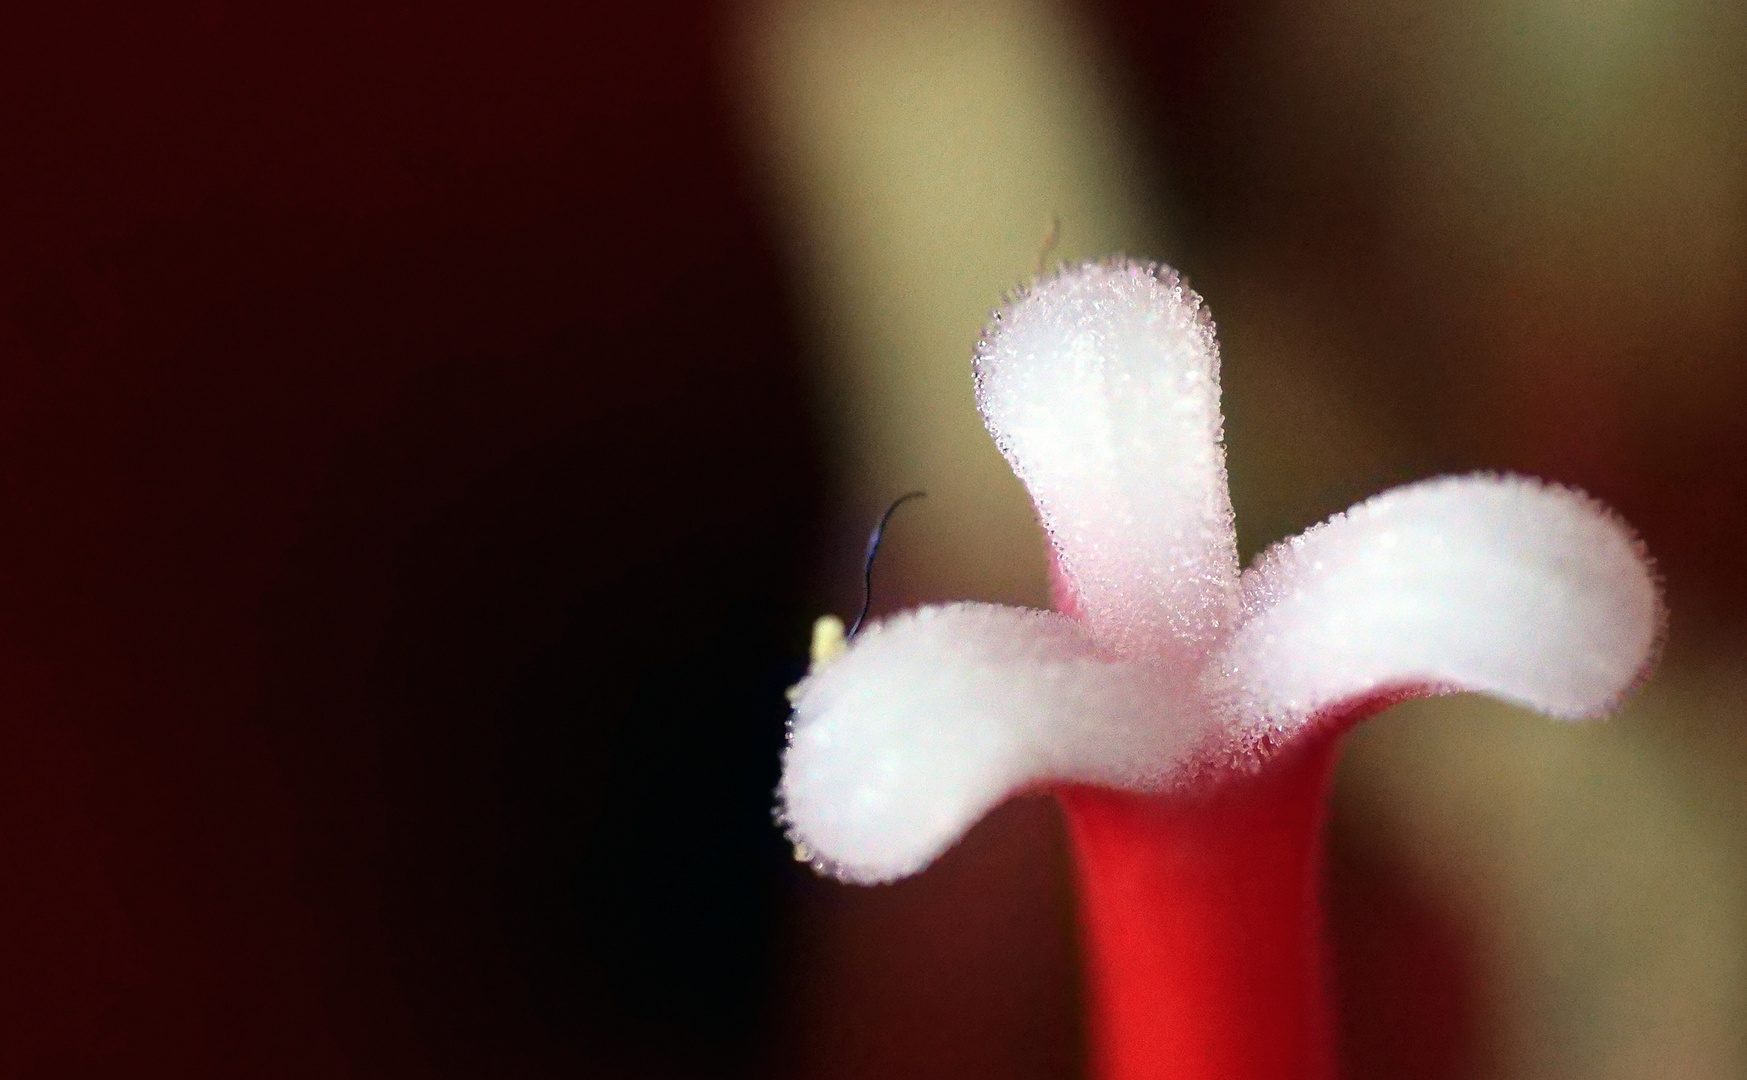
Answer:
[1216,474,1662,728]
[780,602,1215,883]
[973,259,1239,658]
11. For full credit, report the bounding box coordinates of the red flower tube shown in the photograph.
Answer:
[1062,724,1345,1080]
[779,259,1662,1078]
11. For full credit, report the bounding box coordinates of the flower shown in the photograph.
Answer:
[777,258,1661,1079]
[780,257,1661,886]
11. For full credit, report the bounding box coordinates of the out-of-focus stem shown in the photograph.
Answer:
[735,0,1163,609]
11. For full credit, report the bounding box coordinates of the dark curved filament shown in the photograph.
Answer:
[849,490,927,638]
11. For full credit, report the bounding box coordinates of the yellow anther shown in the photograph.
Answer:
[786,614,851,706]
[809,614,849,668]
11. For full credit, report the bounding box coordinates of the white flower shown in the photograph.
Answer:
[780,258,1662,884]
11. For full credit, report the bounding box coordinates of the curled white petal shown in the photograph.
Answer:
[780,602,1215,883]
[1216,475,1663,728]
[973,259,1239,658]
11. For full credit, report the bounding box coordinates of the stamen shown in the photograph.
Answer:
[849,490,927,638]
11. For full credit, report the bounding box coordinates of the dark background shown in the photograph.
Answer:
[0,4,817,1075]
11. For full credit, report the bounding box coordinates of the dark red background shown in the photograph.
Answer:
[0,3,820,1075]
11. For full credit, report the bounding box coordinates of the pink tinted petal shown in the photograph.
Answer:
[1215,474,1663,729]
[780,602,1214,883]
[974,259,1239,658]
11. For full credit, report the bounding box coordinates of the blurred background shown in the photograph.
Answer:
[0,0,1742,1077]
